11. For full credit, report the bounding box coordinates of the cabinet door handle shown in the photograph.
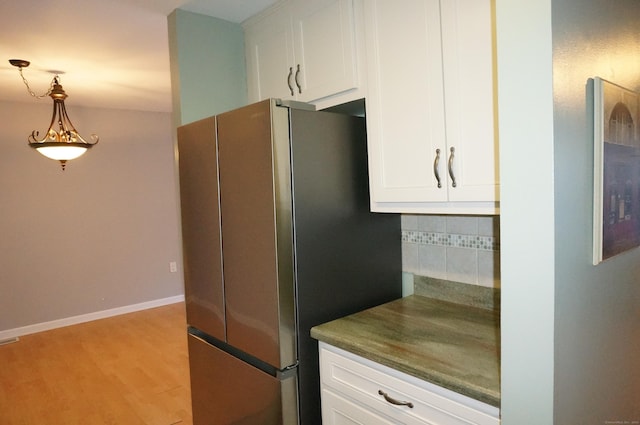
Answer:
[448,146,457,188]
[378,390,414,408]
[295,64,302,94]
[287,67,294,96]
[434,148,442,188]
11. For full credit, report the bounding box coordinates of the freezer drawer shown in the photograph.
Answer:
[188,333,298,425]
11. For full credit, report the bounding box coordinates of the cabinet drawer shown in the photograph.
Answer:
[322,388,399,424]
[319,343,500,425]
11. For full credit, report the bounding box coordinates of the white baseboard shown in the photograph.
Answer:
[0,295,185,341]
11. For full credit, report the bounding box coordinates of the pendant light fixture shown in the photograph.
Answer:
[9,59,99,171]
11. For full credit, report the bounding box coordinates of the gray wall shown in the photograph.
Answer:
[0,101,182,333]
[497,0,640,423]
[552,0,640,422]
[1,8,250,338]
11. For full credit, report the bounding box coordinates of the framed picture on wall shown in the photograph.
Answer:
[593,77,640,264]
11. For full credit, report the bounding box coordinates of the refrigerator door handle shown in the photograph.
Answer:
[276,361,298,379]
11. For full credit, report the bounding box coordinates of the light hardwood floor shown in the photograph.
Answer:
[0,302,193,425]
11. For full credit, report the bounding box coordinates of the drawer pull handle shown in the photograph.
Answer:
[378,390,414,408]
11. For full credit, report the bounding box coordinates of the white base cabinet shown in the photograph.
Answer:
[364,0,499,214]
[243,0,365,109]
[319,343,500,425]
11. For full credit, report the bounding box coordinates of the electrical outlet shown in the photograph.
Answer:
[169,261,178,273]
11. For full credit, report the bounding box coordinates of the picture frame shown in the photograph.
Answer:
[592,77,640,264]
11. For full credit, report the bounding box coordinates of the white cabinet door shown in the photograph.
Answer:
[364,0,499,214]
[364,0,448,205]
[245,3,296,101]
[440,0,498,204]
[245,0,360,105]
[292,0,358,102]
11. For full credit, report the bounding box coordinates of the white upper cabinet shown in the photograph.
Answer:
[244,0,362,107]
[364,0,499,214]
[244,4,294,102]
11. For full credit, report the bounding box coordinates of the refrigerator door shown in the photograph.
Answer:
[216,99,296,369]
[188,332,298,425]
[177,117,226,341]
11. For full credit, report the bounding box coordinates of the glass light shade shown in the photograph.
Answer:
[33,144,89,161]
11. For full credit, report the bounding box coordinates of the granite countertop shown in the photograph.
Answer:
[310,294,501,407]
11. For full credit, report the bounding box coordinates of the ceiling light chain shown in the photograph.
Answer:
[15,65,56,99]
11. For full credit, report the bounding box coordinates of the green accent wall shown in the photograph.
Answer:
[496,2,555,422]
[168,9,247,126]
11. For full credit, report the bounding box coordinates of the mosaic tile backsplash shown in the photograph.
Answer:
[401,214,501,288]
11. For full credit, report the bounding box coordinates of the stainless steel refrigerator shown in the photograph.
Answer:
[177,99,401,425]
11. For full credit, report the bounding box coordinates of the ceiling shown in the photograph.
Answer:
[0,0,276,113]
